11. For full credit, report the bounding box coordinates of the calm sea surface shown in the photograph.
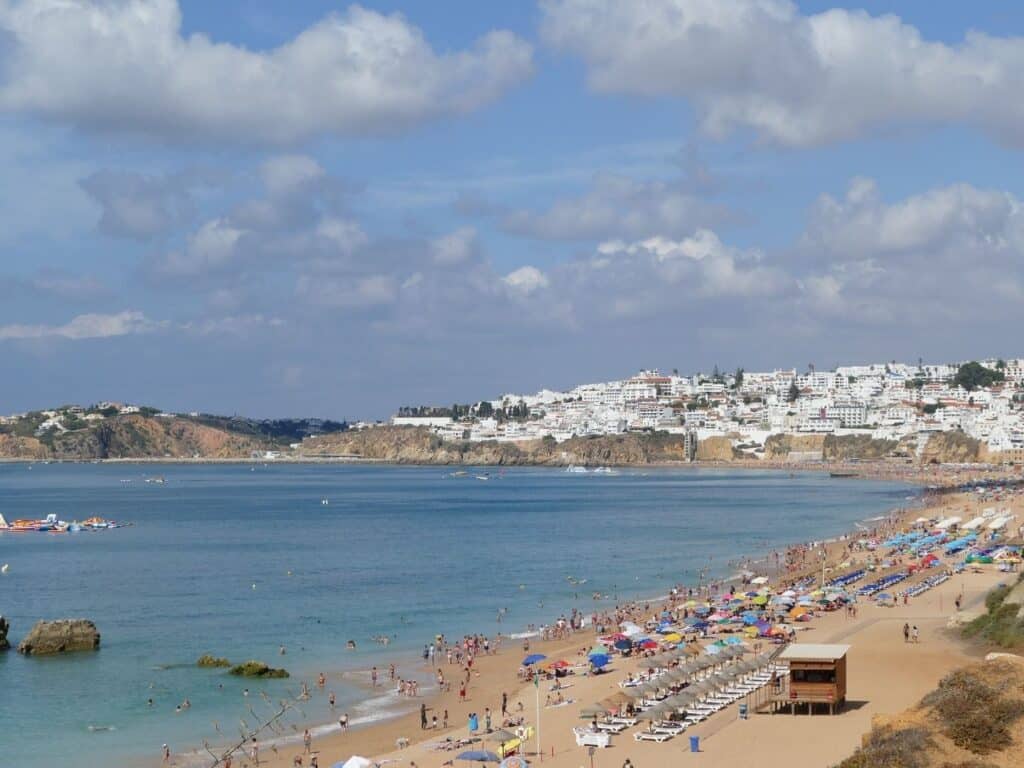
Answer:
[0,463,913,767]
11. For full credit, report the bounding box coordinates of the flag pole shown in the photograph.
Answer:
[534,670,542,761]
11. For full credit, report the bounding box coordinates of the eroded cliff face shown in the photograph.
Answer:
[0,415,271,460]
[299,426,693,465]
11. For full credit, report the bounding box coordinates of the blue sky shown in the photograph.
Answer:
[3,0,1024,418]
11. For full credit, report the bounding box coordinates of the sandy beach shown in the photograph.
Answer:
[150,471,1024,768]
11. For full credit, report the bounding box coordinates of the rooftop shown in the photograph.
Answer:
[778,643,851,662]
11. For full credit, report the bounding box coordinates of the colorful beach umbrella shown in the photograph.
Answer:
[457,750,500,763]
[522,654,546,666]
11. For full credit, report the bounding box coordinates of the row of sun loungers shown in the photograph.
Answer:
[904,571,950,598]
[583,661,789,746]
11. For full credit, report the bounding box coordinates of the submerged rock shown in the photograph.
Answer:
[229,660,289,678]
[0,615,10,650]
[197,654,232,668]
[18,619,100,655]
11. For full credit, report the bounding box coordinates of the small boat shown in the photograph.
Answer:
[565,465,588,474]
[475,474,489,481]
[830,471,859,478]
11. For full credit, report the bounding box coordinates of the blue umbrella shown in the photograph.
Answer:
[589,653,610,668]
[457,750,501,763]
[613,638,632,651]
[522,654,546,666]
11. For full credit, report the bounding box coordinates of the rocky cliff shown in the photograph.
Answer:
[0,415,272,460]
[18,619,100,655]
[0,615,10,651]
[299,426,693,465]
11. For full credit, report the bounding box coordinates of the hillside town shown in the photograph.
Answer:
[392,359,1024,461]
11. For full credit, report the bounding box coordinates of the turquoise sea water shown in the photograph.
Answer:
[0,463,913,767]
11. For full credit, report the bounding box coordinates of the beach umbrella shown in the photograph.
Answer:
[588,645,609,656]
[637,682,660,695]
[662,632,682,643]
[338,758,376,768]
[752,595,769,605]
[500,759,529,768]
[590,653,610,668]
[522,654,546,666]
[579,704,608,718]
[705,644,722,655]
[620,622,643,636]
[623,686,647,699]
[725,636,746,647]
[640,639,659,650]
[613,638,632,651]
[457,750,501,763]
[695,656,716,670]
[490,729,518,743]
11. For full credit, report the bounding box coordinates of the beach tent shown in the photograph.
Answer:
[589,653,610,668]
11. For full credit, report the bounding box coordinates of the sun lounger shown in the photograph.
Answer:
[652,722,687,735]
[634,731,673,743]
[594,721,626,733]
[608,716,637,727]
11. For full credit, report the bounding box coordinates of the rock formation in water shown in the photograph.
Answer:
[18,619,101,655]
[0,615,10,650]
[229,660,290,678]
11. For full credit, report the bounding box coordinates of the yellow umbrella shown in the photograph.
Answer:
[789,606,808,618]
[683,600,698,608]
[663,633,683,643]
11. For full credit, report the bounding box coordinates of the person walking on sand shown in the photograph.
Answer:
[501,691,508,716]
[371,666,378,687]
[421,703,429,730]
[912,625,919,643]
[303,728,312,753]
[162,744,170,764]
[339,713,349,731]
[903,623,910,643]
[249,739,259,766]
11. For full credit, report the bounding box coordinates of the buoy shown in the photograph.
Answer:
[252,583,257,590]
[1,563,8,574]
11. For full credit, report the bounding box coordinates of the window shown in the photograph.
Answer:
[792,668,836,684]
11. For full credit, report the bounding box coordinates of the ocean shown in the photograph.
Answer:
[0,463,913,767]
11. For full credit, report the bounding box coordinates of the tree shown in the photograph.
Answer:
[734,367,745,388]
[477,401,494,418]
[787,382,800,403]
[952,361,1005,391]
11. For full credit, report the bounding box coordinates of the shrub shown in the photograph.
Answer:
[922,667,1024,754]
[833,726,933,768]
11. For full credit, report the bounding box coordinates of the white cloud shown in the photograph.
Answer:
[0,310,159,340]
[794,178,1024,325]
[595,230,784,297]
[0,1,533,144]
[260,155,326,197]
[503,265,550,295]
[431,227,479,266]
[500,173,728,240]
[157,218,243,277]
[541,0,1024,146]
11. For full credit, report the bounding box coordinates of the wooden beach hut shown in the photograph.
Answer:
[776,643,849,714]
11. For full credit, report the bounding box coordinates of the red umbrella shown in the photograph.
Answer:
[639,639,659,649]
